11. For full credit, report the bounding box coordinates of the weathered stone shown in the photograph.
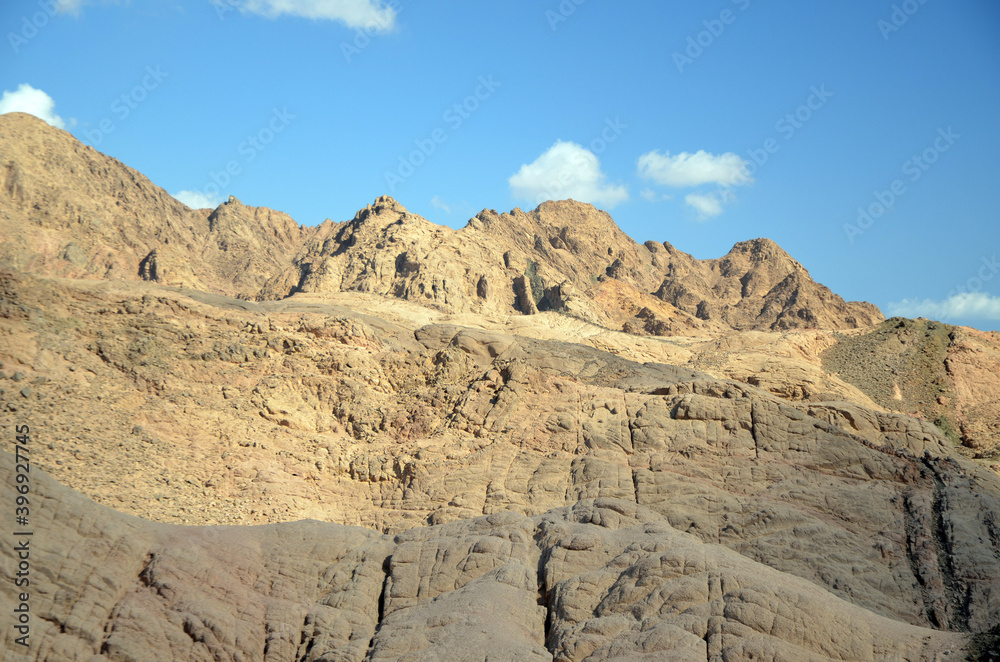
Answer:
[0,111,998,660]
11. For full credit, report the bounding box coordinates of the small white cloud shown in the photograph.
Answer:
[684,193,725,219]
[0,84,67,129]
[509,140,629,209]
[53,0,126,16]
[238,0,397,30]
[640,188,673,203]
[887,292,1000,320]
[430,195,451,214]
[55,0,86,14]
[637,149,751,188]
[172,190,222,209]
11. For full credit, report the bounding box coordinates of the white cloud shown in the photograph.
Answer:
[640,188,673,203]
[46,0,392,27]
[0,84,67,129]
[509,140,629,209]
[637,149,751,188]
[684,193,725,219]
[172,190,222,209]
[238,0,397,30]
[55,0,86,14]
[887,292,1000,320]
[430,195,451,214]
[52,0,127,16]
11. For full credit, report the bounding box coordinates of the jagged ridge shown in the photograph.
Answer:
[0,112,881,335]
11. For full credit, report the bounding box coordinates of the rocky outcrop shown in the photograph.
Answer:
[650,237,884,331]
[259,197,882,334]
[0,452,981,661]
[0,113,308,297]
[1,112,881,335]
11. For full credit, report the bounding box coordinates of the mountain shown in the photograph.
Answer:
[1,111,880,333]
[258,195,883,335]
[0,112,306,297]
[1,111,999,660]
[822,317,1000,454]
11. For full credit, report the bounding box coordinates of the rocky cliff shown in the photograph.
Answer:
[258,195,883,336]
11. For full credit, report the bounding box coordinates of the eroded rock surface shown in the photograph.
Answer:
[2,112,880,335]
[3,274,1000,659]
[0,454,983,661]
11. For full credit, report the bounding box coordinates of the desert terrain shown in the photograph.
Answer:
[2,112,999,660]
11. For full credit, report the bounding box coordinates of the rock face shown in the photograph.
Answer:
[650,237,884,331]
[258,196,883,334]
[0,113,307,297]
[2,271,1000,659]
[0,452,982,661]
[1,111,999,660]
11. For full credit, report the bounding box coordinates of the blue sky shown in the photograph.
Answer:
[2,0,999,331]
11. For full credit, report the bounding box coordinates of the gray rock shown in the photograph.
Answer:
[0,453,985,661]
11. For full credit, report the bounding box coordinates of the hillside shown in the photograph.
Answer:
[0,112,308,297]
[0,111,998,660]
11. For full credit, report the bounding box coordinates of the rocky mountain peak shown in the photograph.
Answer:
[0,115,304,296]
[720,237,804,275]
[533,198,614,227]
[0,110,68,142]
[0,115,882,334]
[350,195,410,225]
[728,236,793,261]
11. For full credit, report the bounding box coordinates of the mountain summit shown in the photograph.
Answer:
[0,112,307,297]
[0,112,880,335]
